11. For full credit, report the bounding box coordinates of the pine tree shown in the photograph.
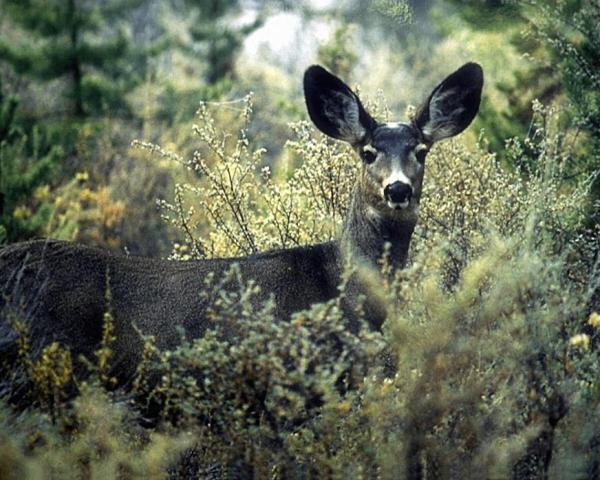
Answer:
[539,0,600,225]
[154,1,261,122]
[317,25,358,81]
[185,0,261,85]
[0,81,61,243]
[0,0,146,117]
[446,0,599,224]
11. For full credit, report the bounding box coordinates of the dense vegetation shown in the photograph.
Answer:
[0,0,598,478]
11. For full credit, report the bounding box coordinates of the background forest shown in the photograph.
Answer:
[0,0,598,478]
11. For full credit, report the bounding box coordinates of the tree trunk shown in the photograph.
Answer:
[68,0,84,117]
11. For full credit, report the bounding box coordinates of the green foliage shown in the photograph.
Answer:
[139,94,358,258]
[3,90,596,477]
[0,0,146,117]
[317,24,359,80]
[444,0,600,222]
[0,384,190,479]
[444,0,521,29]
[332,0,413,38]
[142,94,597,476]
[370,0,413,24]
[436,0,551,157]
[418,100,592,286]
[185,0,262,85]
[130,264,381,474]
[6,314,74,417]
[152,0,262,124]
[0,2,599,477]
[0,83,61,243]
[154,80,234,125]
[525,0,600,225]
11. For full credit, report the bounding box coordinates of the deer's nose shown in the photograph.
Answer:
[384,182,412,205]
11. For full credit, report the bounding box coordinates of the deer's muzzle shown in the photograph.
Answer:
[384,181,412,209]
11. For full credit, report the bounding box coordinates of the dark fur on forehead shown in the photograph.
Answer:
[370,123,422,150]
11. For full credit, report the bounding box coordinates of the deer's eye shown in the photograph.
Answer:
[361,147,378,164]
[415,147,428,164]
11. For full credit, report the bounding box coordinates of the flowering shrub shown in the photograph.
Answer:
[0,93,597,478]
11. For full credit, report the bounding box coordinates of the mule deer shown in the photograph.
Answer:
[0,63,483,382]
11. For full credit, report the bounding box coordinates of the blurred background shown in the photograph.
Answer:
[0,0,597,256]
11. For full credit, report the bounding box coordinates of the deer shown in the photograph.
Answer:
[0,63,483,384]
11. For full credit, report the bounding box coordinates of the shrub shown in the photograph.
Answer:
[0,91,597,478]
[0,83,62,244]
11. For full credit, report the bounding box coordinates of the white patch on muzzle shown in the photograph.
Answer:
[386,199,410,210]
[363,144,378,155]
[382,166,412,210]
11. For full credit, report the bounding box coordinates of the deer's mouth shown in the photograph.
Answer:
[386,199,410,210]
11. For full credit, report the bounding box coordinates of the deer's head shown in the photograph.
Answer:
[304,63,483,217]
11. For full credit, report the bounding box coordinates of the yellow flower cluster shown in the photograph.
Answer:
[588,312,600,328]
[569,333,591,349]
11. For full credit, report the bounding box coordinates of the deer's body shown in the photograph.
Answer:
[0,239,342,378]
[0,63,483,382]
[0,197,417,378]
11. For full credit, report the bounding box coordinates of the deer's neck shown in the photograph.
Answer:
[341,188,417,272]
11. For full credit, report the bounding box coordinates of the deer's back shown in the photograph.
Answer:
[0,239,341,380]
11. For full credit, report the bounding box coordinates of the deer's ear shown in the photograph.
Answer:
[303,65,376,145]
[414,62,483,143]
